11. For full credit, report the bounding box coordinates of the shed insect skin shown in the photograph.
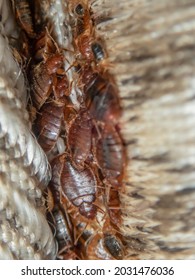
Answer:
[46,187,55,213]
[67,109,93,168]
[30,53,64,109]
[33,101,64,153]
[12,32,31,65]
[45,189,75,258]
[59,153,97,219]
[33,29,57,63]
[106,186,122,226]
[49,155,64,205]
[52,207,73,250]
[11,0,35,38]
[47,205,80,260]
[54,75,70,103]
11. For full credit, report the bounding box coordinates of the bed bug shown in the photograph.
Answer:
[85,73,121,122]
[70,1,95,61]
[11,0,35,38]
[95,124,125,187]
[71,4,107,64]
[91,41,105,62]
[91,40,113,70]
[70,1,91,30]
[58,153,97,219]
[33,100,64,153]
[30,53,64,109]
[102,219,125,259]
[85,233,115,260]
[45,190,74,257]
[103,234,124,260]
[72,1,86,37]
[86,231,124,260]
[67,109,93,167]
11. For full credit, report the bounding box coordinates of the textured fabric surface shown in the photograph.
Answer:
[0,0,57,260]
[92,0,195,259]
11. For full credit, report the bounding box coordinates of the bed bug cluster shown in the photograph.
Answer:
[10,0,126,259]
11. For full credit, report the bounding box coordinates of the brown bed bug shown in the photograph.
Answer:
[33,100,64,153]
[11,0,35,38]
[85,233,115,260]
[70,1,95,61]
[67,109,93,167]
[72,2,86,38]
[103,233,124,260]
[85,73,121,123]
[94,124,125,187]
[30,53,64,109]
[86,230,124,260]
[58,153,97,219]
[70,1,91,33]
[102,219,125,259]
[71,2,108,65]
